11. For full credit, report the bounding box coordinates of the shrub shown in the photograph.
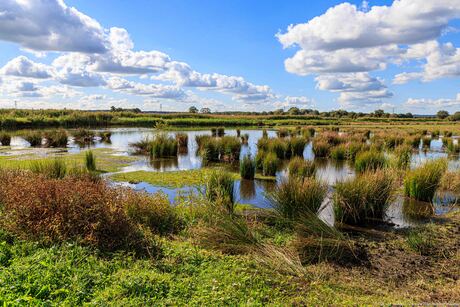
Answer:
[205,171,235,214]
[85,150,97,172]
[23,131,42,146]
[312,139,331,158]
[151,134,178,158]
[30,159,67,179]
[44,130,68,147]
[288,157,316,179]
[0,170,176,252]
[354,150,386,172]
[0,132,11,146]
[333,170,396,225]
[240,155,255,180]
[262,152,278,176]
[404,159,447,202]
[267,176,327,220]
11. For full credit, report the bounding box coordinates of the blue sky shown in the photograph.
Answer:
[0,0,459,113]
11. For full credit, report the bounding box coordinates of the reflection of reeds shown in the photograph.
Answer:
[402,197,434,222]
[239,179,256,199]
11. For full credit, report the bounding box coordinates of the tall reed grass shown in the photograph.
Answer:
[151,134,178,158]
[334,169,396,225]
[288,157,316,178]
[404,159,447,202]
[240,155,255,180]
[44,130,68,147]
[262,152,278,176]
[0,132,11,146]
[23,131,42,146]
[354,150,387,172]
[205,171,235,214]
[267,176,327,220]
[85,150,97,172]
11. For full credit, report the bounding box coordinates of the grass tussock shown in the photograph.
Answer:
[390,145,412,170]
[354,150,387,172]
[98,131,112,142]
[262,152,279,176]
[288,157,316,179]
[151,133,178,158]
[240,155,255,180]
[312,139,331,158]
[205,171,235,214]
[30,158,68,179]
[23,131,43,146]
[85,150,97,172]
[404,159,447,202]
[73,128,95,143]
[199,136,241,163]
[0,132,11,146]
[44,130,68,147]
[333,169,396,225]
[175,132,188,148]
[267,176,327,220]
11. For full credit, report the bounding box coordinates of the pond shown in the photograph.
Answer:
[5,127,460,228]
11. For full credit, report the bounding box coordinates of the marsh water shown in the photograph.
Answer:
[4,127,459,228]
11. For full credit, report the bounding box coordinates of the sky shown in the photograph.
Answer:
[0,0,460,114]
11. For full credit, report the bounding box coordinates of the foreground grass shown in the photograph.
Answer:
[3,211,459,306]
[0,148,139,173]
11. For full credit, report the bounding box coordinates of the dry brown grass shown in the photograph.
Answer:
[0,169,177,253]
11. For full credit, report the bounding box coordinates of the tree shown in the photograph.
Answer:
[189,106,198,113]
[437,110,449,119]
[450,112,460,121]
[200,107,211,114]
[373,109,385,117]
[288,107,300,115]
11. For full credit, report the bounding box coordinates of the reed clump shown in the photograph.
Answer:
[175,132,189,148]
[262,152,278,176]
[205,171,235,214]
[85,150,97,172]
[240,155,255,180]
[23,131,42,146]
[98,131,112,142]
[30,159,68,179]
[44,130,68,147]
[288,157,316,179]
[267,176,327,220]
[404,159,447,202]
[73,128,95,143]
[312,139,331,158]
[151,134,178,158]
[0,132,11,146]
[333,169,396,225]
[354,150,387,172]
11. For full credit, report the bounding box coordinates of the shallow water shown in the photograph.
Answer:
[4,127,460,227]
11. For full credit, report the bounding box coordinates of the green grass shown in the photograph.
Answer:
[0,148,138,173]
[404,159,447,202]
[110,168,240,188]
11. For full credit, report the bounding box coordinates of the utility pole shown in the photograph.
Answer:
[14,100,17,109]
[160,103,162,112]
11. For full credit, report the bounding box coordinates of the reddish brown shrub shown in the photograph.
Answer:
[0,170,177,253]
